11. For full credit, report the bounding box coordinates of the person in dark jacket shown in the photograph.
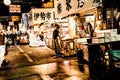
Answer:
[84,22,94,37]
[53,24,61,55]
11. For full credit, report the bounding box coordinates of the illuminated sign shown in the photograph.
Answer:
[42,1,54,8]
[12,16,19,22]
[9,5,21,13]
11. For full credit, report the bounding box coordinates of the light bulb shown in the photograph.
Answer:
[3,0,11,6]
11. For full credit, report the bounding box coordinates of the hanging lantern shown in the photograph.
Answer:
[3,0,11,6]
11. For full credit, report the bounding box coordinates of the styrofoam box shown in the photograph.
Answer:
[95,30,111,37]
[110,29,117,36]
[111,36,117,41]
[116,35,120,41]
[75,38,88,44]
[104,32,111,42]
[92,37,104,43]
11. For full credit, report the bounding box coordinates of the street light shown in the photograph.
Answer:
[3,0,11,6]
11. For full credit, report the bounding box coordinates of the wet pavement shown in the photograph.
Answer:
[2,45,120,80]
[0,60,89,80]
[0,45,90,80]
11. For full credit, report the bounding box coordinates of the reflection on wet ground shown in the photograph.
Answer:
[0,60,89,80]
[2,45,120,80]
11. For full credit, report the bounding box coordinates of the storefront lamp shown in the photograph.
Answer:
[3,0,11,6]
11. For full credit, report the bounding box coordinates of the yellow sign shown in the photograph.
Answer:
[42,1,54,8]
[12,16,19,22]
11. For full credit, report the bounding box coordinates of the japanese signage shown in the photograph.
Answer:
[34,12,51,21]
[54,0,95,18]
[66,0,72,11]
[9,5,21,13]
[29,8,55,24]
[29,0,95,24]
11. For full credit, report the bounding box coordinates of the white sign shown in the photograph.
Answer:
[30,8,55,24]
[29,0,95,24]
[54,0,95,18]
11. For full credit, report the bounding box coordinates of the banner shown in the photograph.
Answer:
[54,0,95,18]
[30,8,55,24]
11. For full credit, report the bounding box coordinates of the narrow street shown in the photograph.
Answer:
[0,45,89,80]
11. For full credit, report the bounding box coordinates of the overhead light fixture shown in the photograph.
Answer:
[3,0,11,6]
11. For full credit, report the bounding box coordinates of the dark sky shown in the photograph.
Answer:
[0,0,48,16]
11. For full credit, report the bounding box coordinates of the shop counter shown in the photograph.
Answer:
[60,38,88,56]
[60,39,76,56]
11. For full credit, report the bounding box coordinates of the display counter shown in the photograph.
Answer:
[60,38,76,56]
[60,37,89,56]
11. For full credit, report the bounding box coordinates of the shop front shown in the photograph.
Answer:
[27,0,106,57]
[28,8,55,47]
[26,0,120,79]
